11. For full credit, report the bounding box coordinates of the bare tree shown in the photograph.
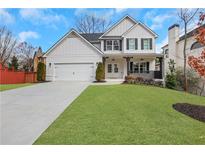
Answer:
[178,8,199,92]
[76,14,111,33]
[0,26,17,66]
[15,42,37,71]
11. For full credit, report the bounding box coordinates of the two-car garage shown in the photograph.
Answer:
[44,30,103,82]
[54,63,94,81]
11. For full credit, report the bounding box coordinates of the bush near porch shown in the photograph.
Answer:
[124,75,163,87]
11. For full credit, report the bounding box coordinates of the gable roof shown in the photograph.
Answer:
[99,15,158,39]
[122,22,158,38]
[43,29,104,57]
[98,15,138,39]
[80,33,103,42]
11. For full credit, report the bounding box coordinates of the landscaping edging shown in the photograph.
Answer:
[173,103,205,122]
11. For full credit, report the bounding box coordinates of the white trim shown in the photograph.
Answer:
[43,29,104,57]
[122,22,158,38]
[98,15,138,39]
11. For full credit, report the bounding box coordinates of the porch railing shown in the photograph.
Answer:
[129,70,163,79]
[154,71,162,79]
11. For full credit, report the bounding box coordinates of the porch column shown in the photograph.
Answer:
[123,57,133,76]
[102,57,108,66]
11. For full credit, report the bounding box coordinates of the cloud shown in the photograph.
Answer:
[0,9,15,25]
[18,31,40,42]
[19,9,68,29]
[144,10,176,30]
[156,36,168,53]
[151,14,175,30]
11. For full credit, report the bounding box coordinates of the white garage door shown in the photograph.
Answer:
[54,63,94,81]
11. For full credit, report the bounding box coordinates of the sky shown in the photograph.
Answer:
[0,8,198,52]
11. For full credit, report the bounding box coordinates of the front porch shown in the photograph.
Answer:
[103,53,163,81]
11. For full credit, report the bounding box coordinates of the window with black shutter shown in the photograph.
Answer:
[135,39,138,50]
[104,40,106,51]
[149,38,152,50]
[141,39,144,50]
[126,39,129,50]
[146,62,150,73]
[141,38,152,50]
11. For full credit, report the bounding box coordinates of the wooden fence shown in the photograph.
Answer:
[0,64,37,84]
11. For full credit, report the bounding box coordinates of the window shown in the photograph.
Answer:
[106,40,121,51]
[133,63,139,73]
[114,64,118,73]
[127,38,138,50]
[106,40,112,50]
[129,62,149,73]
[141,38,152,50]
[107,64,112,73]
[190,42,204,50]
[140,62,147,73]
[113,40,120,50]
[129,39,135,50]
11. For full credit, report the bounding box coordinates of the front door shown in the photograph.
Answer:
[106,63,121,79]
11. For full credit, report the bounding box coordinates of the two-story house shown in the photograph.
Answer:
[44,15,163,81]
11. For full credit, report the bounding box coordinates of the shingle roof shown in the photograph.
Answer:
[179,24,205,41]
[80,33,104,42]
[162,24,205,49]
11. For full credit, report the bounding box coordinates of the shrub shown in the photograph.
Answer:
[10,56,19,70]
[124,75,163,87]
[176,67,200,94]
[165,59,177,89]
[165,74,176,89]
[95,62,105,82]
[37,62,46,81]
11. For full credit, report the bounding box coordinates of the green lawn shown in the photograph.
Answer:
[34,84,205,145]
[0,83,33,91]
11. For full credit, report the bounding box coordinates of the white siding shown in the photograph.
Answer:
[105,17,135,36]
[176,36,204,68]
[92,42,101,49]
[45,32,102,81]
[123,24,156,53]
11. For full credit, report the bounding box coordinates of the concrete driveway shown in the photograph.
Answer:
[0,81,89,145]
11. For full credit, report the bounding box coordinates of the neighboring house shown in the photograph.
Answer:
[162,24,205,72]
[162,24,205,96]
[43,15,163,81]
[33,47,46,72]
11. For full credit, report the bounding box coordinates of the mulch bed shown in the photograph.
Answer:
[173,103,205,123]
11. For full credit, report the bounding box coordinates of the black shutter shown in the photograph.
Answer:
[126,39,129,50]
[146,62,150,73]
[135,38,138,50]
[104,40,106,51]
[141,39,144,50]
[130,62,133,73]
[149,38,152,50]
[120,40,122,51]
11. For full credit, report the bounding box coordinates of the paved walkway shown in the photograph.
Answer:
[0,81,89,145]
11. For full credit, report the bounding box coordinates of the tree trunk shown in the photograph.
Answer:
[183,23,188,92]
[200,82,205,96]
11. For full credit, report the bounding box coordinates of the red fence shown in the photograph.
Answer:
[0,64,37,84]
